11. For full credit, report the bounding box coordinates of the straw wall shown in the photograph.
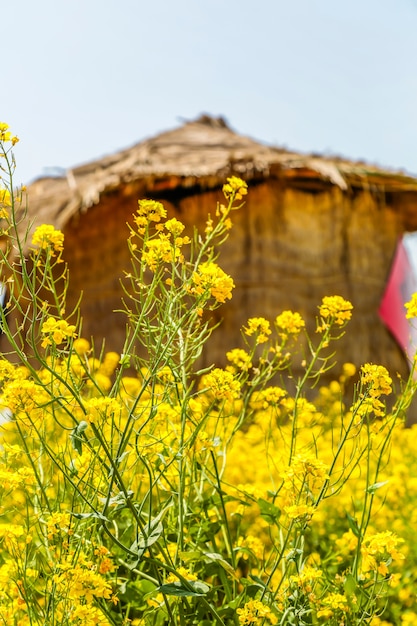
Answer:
[60,178,408,380]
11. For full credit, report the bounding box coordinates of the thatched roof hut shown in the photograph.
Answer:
[17,115,417,379]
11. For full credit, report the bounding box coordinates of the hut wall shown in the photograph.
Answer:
[59,178,409,380]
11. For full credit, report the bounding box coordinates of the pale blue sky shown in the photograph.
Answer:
[3,0,417,185]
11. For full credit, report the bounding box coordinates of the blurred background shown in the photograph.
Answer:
[3,0,417,185]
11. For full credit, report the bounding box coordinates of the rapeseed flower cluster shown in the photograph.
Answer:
[275,309,305,338]
[317,294,353,330]
[191,261,235,303]
[0,123,23,229]
[0,187,12,208]
[2,128,417,625]
[0,121,19,145]
[136,198,167,223]
[142,234,182,271]
[32,223,65,255]
[202,367,241,400]
[244,317,271,343]
[41,316,77,347]
[222,176,248,202]
[352,363,393,419]
[361,531,405,576]
[316,592,350,619]
[237,599,277,625]
[405,292,417,319]
[0,296,415,625]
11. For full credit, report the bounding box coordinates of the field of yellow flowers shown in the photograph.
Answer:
[1,122,417,626]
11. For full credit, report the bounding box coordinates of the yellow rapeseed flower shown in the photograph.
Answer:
[137,199,167,223]
[275,310,305,337]
[72,337,91,356]
[236,599,277,625]
[318,295,353,329]
[97,352,120,378]
[1,378,50,414]
[249,386,287,410]
[166,566,198,583]
[41,317,77,347]
[202,368,241,401]
[281,453,329,497]
[192,262,235,303]
[316,592,349,618]
[165,217,185,236]
[244,317,271,344]
[351,363,392,420]
[142,235,181,271]
[0,122,12,143]
[226,348,252,372]
[45,512,72,540]
[53,555,114,603]
[223,176,248,202]
[0,188,12,208]
[284,503,316,520]
[405,293,417,319]
[84,397,121,425]
[239,534,265,560]
[342,362,356,378]
[32,224,64,256]
[360,363,392,398]
[361,531,405,576]
[0,467,36,491]
[289,564,323,592]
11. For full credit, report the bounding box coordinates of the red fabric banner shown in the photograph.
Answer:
[379,237,417,362]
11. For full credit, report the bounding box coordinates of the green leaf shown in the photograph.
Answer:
[344,573,358,598]
[249,574,268,589]
[116,451,131,465]
[246,584,265,598]
[187,520,221,542]
[366,480,389,494]
[70,420,88,455]
[130,522,163,557]
[71,511,109,522]
[157,580,210,597]
[346,512,361,538]
[119,578,156,608]
[257,498,281,522]
[203,552,236,576]
[101,490,134,507]
[129,502,173,558]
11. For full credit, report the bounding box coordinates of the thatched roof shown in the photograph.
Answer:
[26,114,417,231]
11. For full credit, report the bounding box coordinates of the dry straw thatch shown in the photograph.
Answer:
[26,114,417,232]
